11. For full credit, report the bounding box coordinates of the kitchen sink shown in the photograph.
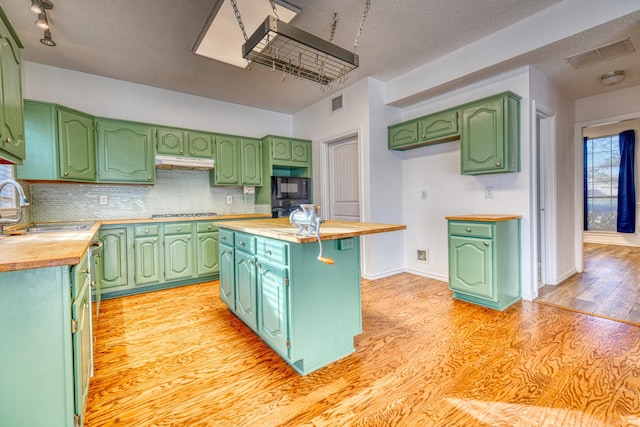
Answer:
[25,222,94,233]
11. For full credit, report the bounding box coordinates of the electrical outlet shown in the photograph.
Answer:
[421,190,427,200]
[226,195,233,204]
[99,195,108,205]
[485,186,494,198]
[417,249,428,263]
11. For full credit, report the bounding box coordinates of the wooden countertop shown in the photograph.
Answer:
[445,214,522,222]
[216,218,407,243]
[0,214,270,273]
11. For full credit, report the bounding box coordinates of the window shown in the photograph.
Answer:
[0,165,16,209]
[585,135,620,230]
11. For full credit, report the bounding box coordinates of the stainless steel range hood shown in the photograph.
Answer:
[155,155,214,170]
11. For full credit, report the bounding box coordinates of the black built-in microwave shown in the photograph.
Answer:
[271,177,311,217]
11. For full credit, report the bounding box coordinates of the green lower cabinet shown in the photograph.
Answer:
[134,235,162,286]
[235,248,258,330]
[164,233,194,281]
[99,227,130,293]
[219,229,361,375]
[447,218,521,310]
[257,260,289,356]
[196,231,219,276]
[0,260,91,426]
[219,243,235,309]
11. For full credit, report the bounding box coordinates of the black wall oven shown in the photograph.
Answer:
[271,176,311,217]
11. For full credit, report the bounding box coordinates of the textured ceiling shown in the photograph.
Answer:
[2,0,639,113]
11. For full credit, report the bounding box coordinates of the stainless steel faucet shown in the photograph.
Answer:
[0,179,30,233]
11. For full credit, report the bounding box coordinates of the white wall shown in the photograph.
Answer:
[529,67,576,285]
[293,77,405,279]
[396,68,535,298]
[24,62,291,138]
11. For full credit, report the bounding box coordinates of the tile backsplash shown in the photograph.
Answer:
[29,169,270,222]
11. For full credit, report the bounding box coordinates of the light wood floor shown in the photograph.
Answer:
[537,243,640,325]
[86,273,640,426]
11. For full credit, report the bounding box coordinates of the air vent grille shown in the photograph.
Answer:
[331,94,343,112]
[566,37,635,69]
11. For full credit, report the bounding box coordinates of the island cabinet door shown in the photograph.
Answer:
[219,244,235,309]
[235,250,257,330]
[257,260,289,358]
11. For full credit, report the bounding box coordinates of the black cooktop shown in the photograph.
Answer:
[150,212,218,219]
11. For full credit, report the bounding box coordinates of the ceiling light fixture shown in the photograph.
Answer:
[40,29,56,47]
[600,70,625,86]
[35,11,49,30]
[28,0,52,14]
[232,0,371,88]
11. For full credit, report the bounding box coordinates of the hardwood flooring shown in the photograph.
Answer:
[537,243,640,325]
[86,273,640,426]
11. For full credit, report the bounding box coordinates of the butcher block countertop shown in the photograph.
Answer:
[216,218,407,244]
[0,214,270,273]
[445,214,522,222]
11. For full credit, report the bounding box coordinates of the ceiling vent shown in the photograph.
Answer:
[331,93,344,112]
[566,37,635,69]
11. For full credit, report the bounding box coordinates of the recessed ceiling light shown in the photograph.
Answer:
[600,70,625,86]
[193,0,299,69]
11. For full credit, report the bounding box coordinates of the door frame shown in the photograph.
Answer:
[319,130,363,221]
[573,111,640,273]
[531,101,557,291]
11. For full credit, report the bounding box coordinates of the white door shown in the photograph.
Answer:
[327,136,360,222]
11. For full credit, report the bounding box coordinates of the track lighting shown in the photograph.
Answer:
[35,11,49,30]
[40,29,56,47]
[28,0,56,46]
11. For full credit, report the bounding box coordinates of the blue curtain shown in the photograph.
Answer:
[584,137,588,230]
[617,130,636,233]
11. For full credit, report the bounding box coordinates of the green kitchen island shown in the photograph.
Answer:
[216,218,405,375]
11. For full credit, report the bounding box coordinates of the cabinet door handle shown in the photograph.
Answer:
[483,242,489,246]
[465,227,472,232]
[64,172,69,176]
[147,176,152,181]
[221,236,226,240]
[496,162,502,167]
[177,227,181,231]
[240,241,245,247]
[190,151,194,155]
[265,249,272,255]
[120,230,124,234]
[153,238,157,242]
[145,229,149,233]
[208,225,212,230]
[4,137,11,144]
[179,150,184,154]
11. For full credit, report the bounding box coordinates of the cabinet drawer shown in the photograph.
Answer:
[164,223,193,235]
[449,222,493,238]
[235,232,256,252]
[219,229,234,245]
[196,222,218,233]
[135,225,159,236]
[257,237,288,265]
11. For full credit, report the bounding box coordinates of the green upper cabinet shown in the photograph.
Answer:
[240,138,262,186]
[460,91,520,175]
[157,128,185,156]
[268,136,311,167]
[188,131,214,158]
[0,8,24,165]
[211,135,262,186]
[389,109,459,151]
[96,119,156,183]
[58,107,96,181]
[17,101,96,182]
[157,128,214,158]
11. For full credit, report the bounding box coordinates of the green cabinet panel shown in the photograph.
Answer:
[272,137,291,161]
[461,91,520,175]
[212,135,262,186]
[157,128,185,155]
[257,260,289,357]
[269,136,311,167]
[164,233,193,281]
[96,119,156,183]
[99,227,129,292]
[291,139,310,163]
[134,235,162,286]
[447,218,521,310]
[17,101,96,182]
[214,135,239,185]
[71,275,91,426]
[197,231,219,276]
[188,131,214,158]
[58,107,96,181]
[388,121,418,149]
[0,9,24,164]
[219,243,235,309]
[235,249,257,330]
